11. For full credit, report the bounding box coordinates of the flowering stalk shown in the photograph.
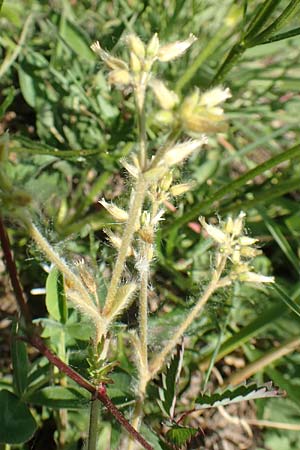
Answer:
[149,254,227,380]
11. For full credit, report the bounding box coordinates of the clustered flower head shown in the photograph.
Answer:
[200,212,275,284]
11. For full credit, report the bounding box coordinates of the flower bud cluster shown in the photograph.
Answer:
[154,86,232,135]
[200,212,274,284]
[91,33,197,92]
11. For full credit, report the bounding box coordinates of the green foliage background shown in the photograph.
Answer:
[1,0,300,449]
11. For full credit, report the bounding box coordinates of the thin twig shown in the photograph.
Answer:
[0,216,32,324]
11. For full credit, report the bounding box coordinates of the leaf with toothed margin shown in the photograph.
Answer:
[157,340,184,420]
[194,382,283,410]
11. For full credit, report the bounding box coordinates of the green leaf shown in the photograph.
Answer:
[27,386,90,409]
[11,322,29,397]
[257,26,300,45]
[46,266,67,324]
[195,382,282,410]
[259,208,299,272]
[59,19,94,60]
[0,389,37,444]
[0,88,15,118]
[166,426,199,448]
[158,341,184,419]
[244,0,282,42]
[273,284,300,318]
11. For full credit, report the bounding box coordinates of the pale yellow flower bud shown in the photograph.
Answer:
[147,33,160,58]
[224,217,234,234]
[238,236,258,246]
[91,41,128,70]
[143,166,167,181]
[199,87,231,108]
[232,211,246,236]
[150,79,179,110]
[163,137,207,167]
[120,158,139,178]
[108,69,132,86]
[200,218,227,244]
[127,34,145,59]
[159,172,173,192]
[170,182,195,196]
[154,110,175,126]
[130,52,141,73]
[158,34,197,62]
[99,199,128,222]
[239,272,275,283]
[104,229,133,256]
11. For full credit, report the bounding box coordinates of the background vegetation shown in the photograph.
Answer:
[1,0,300,449]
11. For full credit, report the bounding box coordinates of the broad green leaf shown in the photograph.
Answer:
[46,266,67,323]
[166,426,199,447]
[59,19,94,60]
[27,386,90,409]
[0,390,37,444]
[158,341,184,419]
[11,322,29,397]
[195,382,282,410]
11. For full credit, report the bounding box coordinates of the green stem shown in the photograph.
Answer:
[87,398,100,450]
[210,42,246,87]
[149,256,227,379]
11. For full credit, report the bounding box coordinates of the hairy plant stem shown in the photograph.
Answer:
[149,256,227,379]
[104,71,149,320]
[87,398,100,450]
[29,222,94,307]
[103,176,147,318]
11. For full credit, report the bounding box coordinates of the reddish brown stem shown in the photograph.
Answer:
[28,335,153,450]
[0,216,32,324]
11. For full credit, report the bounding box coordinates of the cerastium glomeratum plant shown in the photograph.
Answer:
[1,33,278,450]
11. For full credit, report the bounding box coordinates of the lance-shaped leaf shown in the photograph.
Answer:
[195,382,282,410]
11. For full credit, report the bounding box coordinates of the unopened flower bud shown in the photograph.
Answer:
[108,69,132,86]
[200,218,227,244]
[99,199,128,222]
[147,33,160,58]
[238,236,258,246]
[150,79,179,110]
[91,41,128,70]
[127,34,145,59]
[130,52,141,73]
[199,87,231,108]
[105,229,133,256]
[154,110,175,126]
[232,211,246,236]
[158,34,197,62]
[120,158,139,178]
[163,137,207,167]
[170,182,195,196]
[159,172,173,192]
[239,272,275,284]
